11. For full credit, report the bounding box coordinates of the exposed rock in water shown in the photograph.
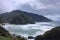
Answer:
[28,36,34,39]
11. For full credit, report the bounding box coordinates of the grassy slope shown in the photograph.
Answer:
[0,36,13,40]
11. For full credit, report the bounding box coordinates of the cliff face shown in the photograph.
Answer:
[0,10,52,24]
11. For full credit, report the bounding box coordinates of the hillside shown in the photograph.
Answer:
[0,10,52,24]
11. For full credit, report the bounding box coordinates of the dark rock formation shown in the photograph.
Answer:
[35,26,60,40]
[44,26,60,40]
[35,35,44,40]
[0,26,11,37]
[28,36,34,39]
[16,35,27,40]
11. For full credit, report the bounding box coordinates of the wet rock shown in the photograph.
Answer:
[28,36,34,39]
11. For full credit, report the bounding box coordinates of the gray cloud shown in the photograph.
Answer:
[19,4,60,15]
[25,0,60,10]
[0,0,60,21]
[40,0,60,4]
[0,0,60,15]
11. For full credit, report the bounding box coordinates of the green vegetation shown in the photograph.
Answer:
[0,26,27,40]
[8,13,35,24]
[0,36,13,40]
[16,35,27,40]
[0,10,52,24]
[0,26,11,37]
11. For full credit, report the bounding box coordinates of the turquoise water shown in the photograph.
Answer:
[3,22,55,38]
[3,22,60,40]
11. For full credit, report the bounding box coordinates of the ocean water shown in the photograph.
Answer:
[3,22,60,40]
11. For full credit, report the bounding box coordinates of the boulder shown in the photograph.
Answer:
[28,36,34,39]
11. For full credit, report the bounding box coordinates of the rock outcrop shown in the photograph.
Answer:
[35,26,60,40]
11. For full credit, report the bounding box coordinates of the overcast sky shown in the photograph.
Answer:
[0,0,60,21]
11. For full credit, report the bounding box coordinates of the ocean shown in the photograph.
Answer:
[3,22,60,40]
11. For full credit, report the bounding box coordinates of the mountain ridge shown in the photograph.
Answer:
[0,10,52,24]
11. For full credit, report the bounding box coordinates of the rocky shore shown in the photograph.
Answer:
[35,26,60,40]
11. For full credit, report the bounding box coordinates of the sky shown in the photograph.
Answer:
[0,0,60,21]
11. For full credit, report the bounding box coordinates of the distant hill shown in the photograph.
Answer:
[0,10,52,24]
